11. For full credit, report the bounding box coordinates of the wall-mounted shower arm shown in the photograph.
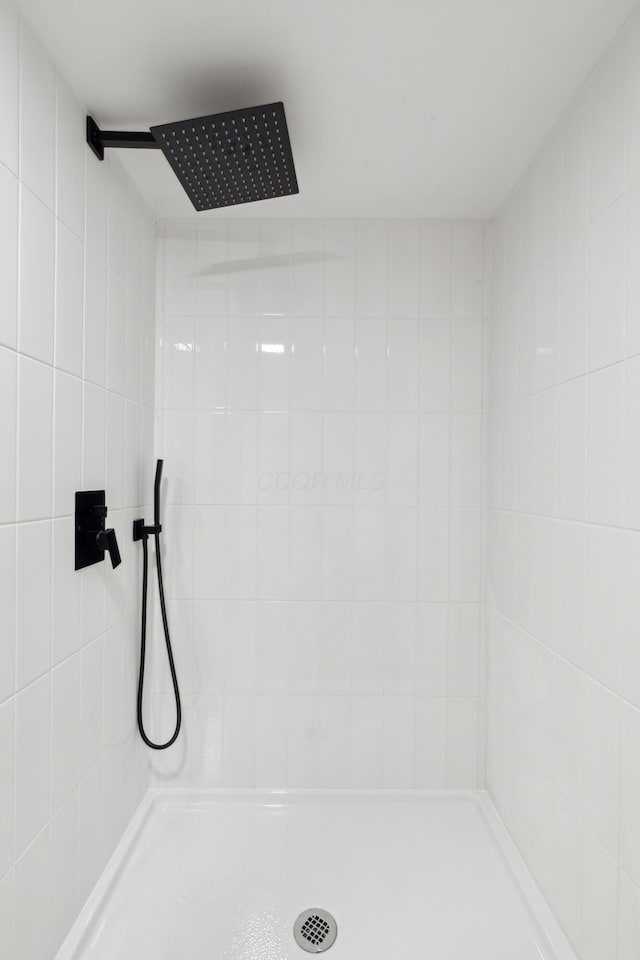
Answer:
[87,116,161,161]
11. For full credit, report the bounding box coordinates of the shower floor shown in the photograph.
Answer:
[57,790,576,960]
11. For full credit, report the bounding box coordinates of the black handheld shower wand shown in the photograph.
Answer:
[133,459,182,750]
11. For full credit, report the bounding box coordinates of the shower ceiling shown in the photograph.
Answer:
[17,0,638,219]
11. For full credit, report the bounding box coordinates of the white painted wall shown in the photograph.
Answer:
[149,218,487,789]
[486,10,640,958]
[0,3,156,956]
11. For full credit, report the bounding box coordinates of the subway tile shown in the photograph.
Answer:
[622,532,640,710]
[587,363,625,527]
[355,316,387,410]
[259,316,290,410]
[0,526,16,704]
[582,677,621,857]
[450,414,482,507]
[557,377,586,522]
[0,346,17,524]
[107,171,127,284]
[51,655,81,812]
[557,229,587,382]
[617,870,640,960]
[53,371,82,518]
[55,222,84,377]
[255,695,288,786]
[414,697,446,787]
[419,414,450,507]
[50,792,80,954]
[350,603,384,695]
[19,24,55,209]
[191,695,224,786]
[55,77,84,239]
[79,639,104,779]
[449,508,482,601]
[257,506,289,599]
[0,164,18,349]
[18,188,54,364]
[620,702,640,889]
[318,603,353,695]
[627,180,640,359]
[626,356,640,530]
[291,317,323,411]
[17,357,53,521]
[581,829,619,960]
[551,792,582,950]
[223,695,256,787]
[415,603,448,695]
[51,517,81,665]
[387,317,418,411]
[451,320,483,412]
[587,200,625,371]
[419,320,450,412]
[446,697,478,788]
[14,675,50,857]
[0,0,19,175]
[418,507,449,601]
[354,412,386,507]
[82,382,106,489]
[14,824,50,960]
[15,520,51,690]
[447,603,480,696]
[106,273,126,395]
[0,700,14,879]
[84,155,108,387]
[350,697,383,788]
[323,316,355,410]
[383,697,414,787]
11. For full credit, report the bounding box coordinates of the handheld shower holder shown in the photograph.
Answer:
[132,519,162,542]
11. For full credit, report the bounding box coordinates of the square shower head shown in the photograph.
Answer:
[150,102,299,212]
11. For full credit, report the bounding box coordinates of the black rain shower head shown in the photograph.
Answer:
[86,102,299,212]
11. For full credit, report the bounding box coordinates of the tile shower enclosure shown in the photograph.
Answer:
[4,0,640,956]
[150,219,486,790]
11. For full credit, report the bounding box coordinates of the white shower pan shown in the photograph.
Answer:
[56,790,577,960]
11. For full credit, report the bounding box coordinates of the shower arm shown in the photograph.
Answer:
[87,116,161,161]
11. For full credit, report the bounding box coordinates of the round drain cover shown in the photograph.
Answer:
[293,909,338,953]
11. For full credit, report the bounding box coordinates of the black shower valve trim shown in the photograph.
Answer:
[75,490,122,570]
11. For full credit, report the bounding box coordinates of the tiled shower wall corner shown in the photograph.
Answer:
[486,10,640,959]
[149,217,487,789]
[0,3,156,957]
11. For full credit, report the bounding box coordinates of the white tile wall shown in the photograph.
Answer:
[487,10,640,958]
[0,3,155,956]
[151,218,487,790]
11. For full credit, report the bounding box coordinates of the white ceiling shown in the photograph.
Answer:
[18,0,639,219]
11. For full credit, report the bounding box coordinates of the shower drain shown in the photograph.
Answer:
[293,909,338,953]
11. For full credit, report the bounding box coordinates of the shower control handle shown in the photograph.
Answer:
[97,528,122,569]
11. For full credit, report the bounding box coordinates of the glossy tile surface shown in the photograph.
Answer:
[151,218,487,791]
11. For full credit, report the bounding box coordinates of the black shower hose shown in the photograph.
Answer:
[137,530,182,750]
